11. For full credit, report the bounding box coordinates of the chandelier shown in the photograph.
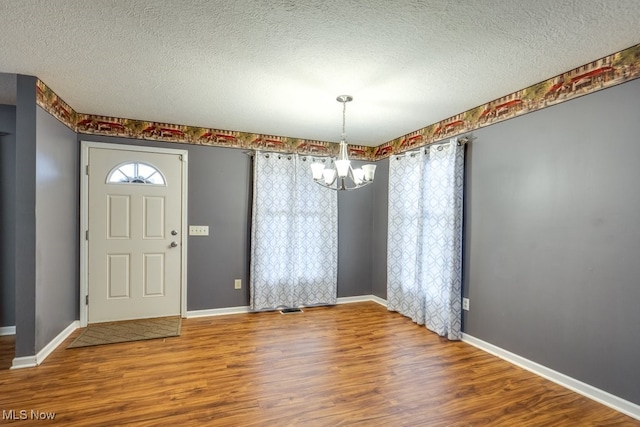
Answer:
[310,95,376,190]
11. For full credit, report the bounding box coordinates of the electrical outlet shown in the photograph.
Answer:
[189,225,209,236]
[234,279,242,290]
[462,298,470,311]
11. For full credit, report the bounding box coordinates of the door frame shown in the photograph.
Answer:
[80,141,188,327]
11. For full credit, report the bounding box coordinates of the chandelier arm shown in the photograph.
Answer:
[342,98,346,137]
[312,179,373,191]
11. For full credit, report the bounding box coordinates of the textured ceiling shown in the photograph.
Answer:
[0,1,639,146]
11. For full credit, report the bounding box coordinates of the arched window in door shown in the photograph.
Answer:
[106,162,166,185]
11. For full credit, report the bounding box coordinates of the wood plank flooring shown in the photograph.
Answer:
[0,302,637,426]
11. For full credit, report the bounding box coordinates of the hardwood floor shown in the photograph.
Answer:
[0,302,637,426]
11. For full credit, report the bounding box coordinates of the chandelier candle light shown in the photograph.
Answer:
[310,95,376,190]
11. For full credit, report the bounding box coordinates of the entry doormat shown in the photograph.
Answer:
[68,316,181,348]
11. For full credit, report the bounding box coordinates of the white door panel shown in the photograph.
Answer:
[88,147,183,323]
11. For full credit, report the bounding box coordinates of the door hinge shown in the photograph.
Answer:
[85,295,89,305]
[85,230,89,240]
[179,154,183,161]
[85,165,89,175]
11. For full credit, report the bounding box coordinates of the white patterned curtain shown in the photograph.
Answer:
[387,138,465,340]
[250,152,338,310]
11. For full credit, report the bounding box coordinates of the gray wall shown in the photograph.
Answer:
[183,143,252,309]
[0,104,16,327]
[14,75,37,356]
[11,75,80,356]
[338,160,374,297]
[371,158,388,299]
[34,107,79,351]
[0,73,17,105]
[463,78,640,405]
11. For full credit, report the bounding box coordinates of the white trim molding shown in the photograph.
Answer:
[0,326,16,336]
[11,321,79,370]
[186,295,388,318]
[186,306,251,318]
[36,321,79,365]
[337,295,387,307]
[462,333,640,421]
[11,356,37,370]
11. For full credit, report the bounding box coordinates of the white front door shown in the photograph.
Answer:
[87,146,184,323]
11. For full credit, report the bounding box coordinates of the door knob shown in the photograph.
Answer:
[170,241,178,248]
[171,230,178,236]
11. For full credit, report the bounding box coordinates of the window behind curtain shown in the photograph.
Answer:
[250,153,337,310]
[387,140,464,340]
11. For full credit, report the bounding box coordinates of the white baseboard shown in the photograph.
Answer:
[0,325,16,336]
[186,305,250,318]
[337,295,387,307]
[36,321,79,365]
[369,295,388,307]
[462,333,640,421]
[186,295,388,319]
[10,356,37,369]
[11,320,79,370]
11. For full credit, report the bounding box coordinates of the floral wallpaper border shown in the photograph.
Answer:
[36,43,640,161]
[375,43,640,159]
[35,80,362,159]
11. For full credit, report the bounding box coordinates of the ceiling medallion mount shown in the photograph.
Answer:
[309,95,376,191]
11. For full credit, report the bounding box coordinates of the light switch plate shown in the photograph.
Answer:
[189,225,209,236]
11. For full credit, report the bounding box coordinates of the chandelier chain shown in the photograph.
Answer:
[342,100,347,139]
